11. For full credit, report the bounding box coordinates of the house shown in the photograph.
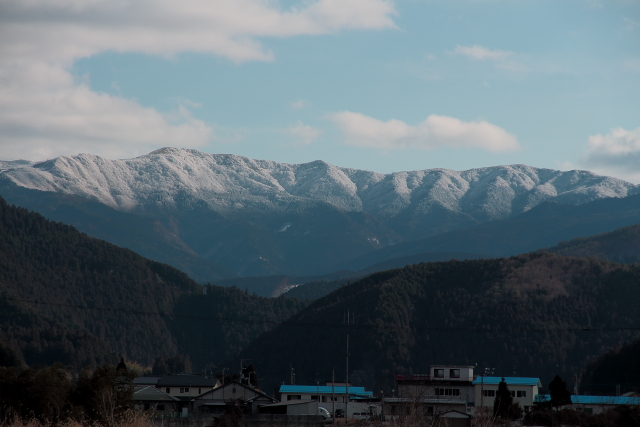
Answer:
[534,394,640,415]
[191,380,277,420]
[156,374,220,398]
[389,365,476,417]
[436,409,472,427]
[132,386,180,418]
[278,384,375,416]
[472,376,541,413]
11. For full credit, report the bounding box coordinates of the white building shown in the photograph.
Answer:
[472,376,541,413]
[389,365,476,417]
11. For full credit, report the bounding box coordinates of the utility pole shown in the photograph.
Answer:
[346,332,349,418]
[290,366,295,385]
[345,310,352,419]
[332,366,335,422]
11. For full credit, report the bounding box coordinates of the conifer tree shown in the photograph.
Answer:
[493,377,513,418]
[549,375,572,408]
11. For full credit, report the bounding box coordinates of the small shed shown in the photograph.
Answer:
[436,409,472,427]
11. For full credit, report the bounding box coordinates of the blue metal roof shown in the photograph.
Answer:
[279,385,373,396]
[535,394,640,406]
[472,377,541,387]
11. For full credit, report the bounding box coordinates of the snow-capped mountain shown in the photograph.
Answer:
[3,147,637,224]
[1,147,638,277]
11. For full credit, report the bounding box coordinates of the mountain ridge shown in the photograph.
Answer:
[4,148,637,237]
[2,148,639,277]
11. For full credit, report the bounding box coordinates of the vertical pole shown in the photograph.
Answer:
[344,310,352,420]
[332,366,335,422]
[480,374,484,411]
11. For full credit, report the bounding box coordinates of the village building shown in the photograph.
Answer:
[473,376,541,413]
[132,386,180,418]
[192,380,277,420]
[534,394,640,415]
[155,374,220,398]
[388,365,476,417]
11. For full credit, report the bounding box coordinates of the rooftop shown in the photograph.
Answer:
[471,377,542,387]
[536,394,640,406]
[133,386,179,402]
[156,374,219,387]
[279,385,373,397]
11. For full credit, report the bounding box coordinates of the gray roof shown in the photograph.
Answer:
[157,374,219,387]
[133,386,179,402]
[133,377,161,385]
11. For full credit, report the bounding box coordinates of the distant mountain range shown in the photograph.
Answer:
[1,148,638,278]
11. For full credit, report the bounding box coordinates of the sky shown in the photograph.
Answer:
[1,0,639,181]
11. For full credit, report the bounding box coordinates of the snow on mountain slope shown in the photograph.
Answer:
[2,147,638,230]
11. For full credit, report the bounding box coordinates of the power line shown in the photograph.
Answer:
[3,295,640,333]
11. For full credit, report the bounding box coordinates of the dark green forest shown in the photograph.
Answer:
[234,253,640,392]
[0,197,304,370]
[547,223,640,264]
[582,337,640,395]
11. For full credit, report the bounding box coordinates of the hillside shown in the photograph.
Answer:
[232,253,640,392]
[581,338,640,395]
[1,148,637,277]
[545,223,640,264]
[0,197,304,370]
[340,195,640,270]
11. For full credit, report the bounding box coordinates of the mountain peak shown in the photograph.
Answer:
[2,149,638,235]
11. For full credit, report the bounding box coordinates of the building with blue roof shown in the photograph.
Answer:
[535,394,640,415]
[473,376,542,412]
[279,384,373,403]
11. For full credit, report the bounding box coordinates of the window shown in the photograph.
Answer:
[166,387,170,393]
[450,369,460,378]
[287,395,302,401]
[510,391,516,397]
[199,388,202,394]
[483,390,495,397]
[157,405,164,411]
[517,391,526,398]
[311,395,318,400]
[434,369,444,378]
[435,388,460,396]
[322,396,327,402]
[180,388,185,393]
[144,403,150,411]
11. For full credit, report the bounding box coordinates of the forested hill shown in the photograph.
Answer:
[581,337,640,396]
[546,223,640,264]
[0,197,305,370]
[234,253,640,392]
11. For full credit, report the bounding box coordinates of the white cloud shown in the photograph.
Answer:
[291,100,310,110]
[452,45,514,62]
[0,0,397,160]
[451,45,528,73]
[285,121,323,145]
[328,112,520,152]
[0,0,397,65]
[581,126,640,183]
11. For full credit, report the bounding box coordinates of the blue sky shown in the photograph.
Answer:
[1,0,639,181]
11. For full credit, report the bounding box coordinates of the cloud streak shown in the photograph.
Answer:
[328,112,520,152]
[0,0,397,160]
[452,45,514,62]
[285,121,323,145]
[581,126,640,183]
